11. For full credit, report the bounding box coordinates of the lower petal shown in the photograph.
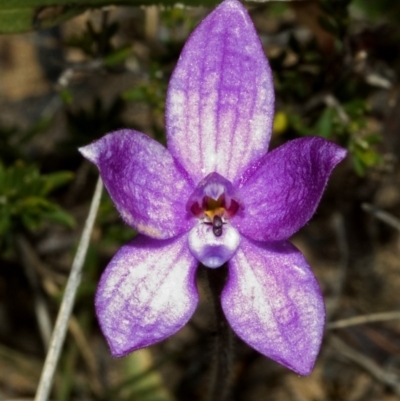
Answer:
[221,237,325,375]
[95,234,198,357]
[188,222,240,268]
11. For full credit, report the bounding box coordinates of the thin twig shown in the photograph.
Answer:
[327,311,400,330]
[145,6,159,43]
[16,234,102,392]
[65,161,92,206]
[330,336,400,395]
[68,317,103,395]
[13,233,64,285]
[57,60,104,88]
[34,177,103,401]
[326,213,349,318]
[365,73,392,89]
[5,399,54,401]
[324,94,350,124]
[16,235,53,351]
[362,203,400,232]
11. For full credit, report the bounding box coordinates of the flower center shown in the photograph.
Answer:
[187,172,240,236]
[186,172,241,268]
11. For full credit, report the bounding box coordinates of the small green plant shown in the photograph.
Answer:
[0,161,74,249]
[286,99,381,176]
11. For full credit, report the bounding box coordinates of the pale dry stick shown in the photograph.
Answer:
[57,59,103,89]
[13,232,64,285]
[324,94,350,124]
[285,387,309,401]
[34,177,103,401]
[15,233,101,378]
[327,311,400,330]
[365,73,392,89]
[362,203,400,232]
[330,336,400,396]
[5,399,53,401]
[20,241,103,392]
[145,6,159,43]
[65,162,92,206]
[16,235,53,351]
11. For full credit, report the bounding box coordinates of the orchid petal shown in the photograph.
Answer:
[188,222,240,268]
[222,237,325,375]
[233,137,347,241]
[166,0,274,184]
[95,234,198,357]
[79,129,194,239]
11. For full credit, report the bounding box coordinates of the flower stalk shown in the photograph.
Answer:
[205,265,234,401]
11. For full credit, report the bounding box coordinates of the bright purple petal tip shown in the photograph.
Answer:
[234,137,347,241]
[222,237,325,375]
[79,129,194,239]
[95,234,198,356]
[166,0,275,184]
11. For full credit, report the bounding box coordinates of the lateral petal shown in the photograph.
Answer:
[95,234,199,357]
[166,0,274,184]
[222,238,325,375]
[79,129,194,239]
[234,137,347,241]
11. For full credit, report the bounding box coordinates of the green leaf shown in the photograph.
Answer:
[0,8,33,33]
[0,161,74,235]
[0,210,11,235]
[0,5,86,33]
[364,134,382,145]
[122,87,148,102]
[42,207,76,228]
[0,0,225,33]
[0,0,219,7]
[103,46,132,67]
[59,87,74,105]
[352,154,365,176]
[318,15,338,35]
[42,171,74,195]
[315,107,335,138]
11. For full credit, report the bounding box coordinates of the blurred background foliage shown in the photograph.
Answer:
[2,0,400,400]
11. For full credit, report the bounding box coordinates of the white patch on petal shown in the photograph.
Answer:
[222,239,325,375]
[291,264,308,277]
[232,249,282,343]
[135,223,162,238]
[96,236,198,355]
[78,144,99,163]
[188,222,240,268]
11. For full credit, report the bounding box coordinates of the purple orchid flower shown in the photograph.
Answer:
[79,0,346,375]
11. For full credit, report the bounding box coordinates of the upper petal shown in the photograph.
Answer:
[79,129,194,239]
[221,237,325,375]
[233,137,347,241]
[95,234,199,356]
[166,0,274,184]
